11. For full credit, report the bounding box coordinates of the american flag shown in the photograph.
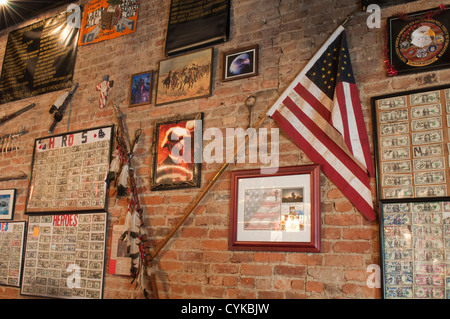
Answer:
[267,26,376,221]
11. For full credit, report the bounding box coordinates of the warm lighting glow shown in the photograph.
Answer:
[0,0,8,6]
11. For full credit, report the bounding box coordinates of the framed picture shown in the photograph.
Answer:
[222,45,259,81]
[387,6,450,75]
[25,125,113,214]
[362,0,419,11]
[229,165,321,252]
[21,213,107,299]
[380,200,450,299]
[129,71,153,107]
[0,221,26,288]
[371,84,450,201]
[155,48,213,105]
[0,189,16,220]
[150,113,203,191]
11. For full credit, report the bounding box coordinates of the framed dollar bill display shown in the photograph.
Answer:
[0,221,26,288]
[25,125,114,214]
[372,85,450,201]
[380,201,450,299]
[21,212,107,299]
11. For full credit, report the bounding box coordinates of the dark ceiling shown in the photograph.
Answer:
[0,0,74,31]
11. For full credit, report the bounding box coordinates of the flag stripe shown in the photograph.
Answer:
[294,83,331,122]
[272,108,375,221]
[282,95,370,186]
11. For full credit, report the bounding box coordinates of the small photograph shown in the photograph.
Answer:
[129,71,153,107]
[281,188,304,203]
[0,189,16,220]
[222,45,259,81]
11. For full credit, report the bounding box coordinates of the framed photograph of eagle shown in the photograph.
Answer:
[222,45,259,82]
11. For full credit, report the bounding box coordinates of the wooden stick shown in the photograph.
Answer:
[149,112,269,261]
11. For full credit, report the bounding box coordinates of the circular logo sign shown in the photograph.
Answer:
[395,19,449,67]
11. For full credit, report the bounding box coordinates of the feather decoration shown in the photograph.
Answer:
[120,210,132,241]
[117,164,129,197]
[105,149,122,185]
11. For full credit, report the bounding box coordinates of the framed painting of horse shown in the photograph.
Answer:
[155,48,213,106]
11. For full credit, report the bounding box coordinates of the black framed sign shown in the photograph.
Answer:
[387,6,450,75]
[25,125,113,214]
[362,0,419,11]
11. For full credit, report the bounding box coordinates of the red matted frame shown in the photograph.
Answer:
[229,165,321,252]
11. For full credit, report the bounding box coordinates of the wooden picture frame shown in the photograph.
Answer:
[25,125,114,214]
[371,84,450,201]
[222,45,259,82]
[155,48,213,106]
[150,113,203,191]
[129,71,153,107]
[0,221,26,288]
[387,6,450,76]
[0,189,16,220]
[229,165,321,252]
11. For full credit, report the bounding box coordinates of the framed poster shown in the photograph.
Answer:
[165,0,230,56]
[0,221,26,288]
[25,125,113,214]
[21,213,108,299]
[222,45,259,82]
[387,6,450,75]
[229,165,321,252]
[0,189,16,220]
[129,71,152,107]
[380,201,450,299]
[109,224,131,276]
[155,48,213,106]
[0,12,79,104]
[371,85,450,201]
[151,113,202,191]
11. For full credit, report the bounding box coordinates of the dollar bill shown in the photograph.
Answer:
[385,249,413,260]
[383,213,411,225]
[413,157,445,171]
[414,249,444,262]
[414,238,444,249]
[412,201,442,213]
[380,135,409,148]
[383,202,411,213]
[383,186,413,199]
[413,212,443,224]
[382,174,412,187]
[412,144,444,158]
[385,274,413,286]
[413,225,443,237]
[385,286,413,299]
[410,91,441,106]
[414,286,444,299]
[378,96,407,110]
[411,103,442,119]
[445,89,450,101]
[415,185,447,197]
[385,261,413,273]
[412,130,443,145]
[414,171,446,185]
[383,161,411,174]
[381,147,410,160]
[415,274,444,286]
[380,122,409,136]
[379,109,409,123]
[416,262,445,274]
[411,117,442,131]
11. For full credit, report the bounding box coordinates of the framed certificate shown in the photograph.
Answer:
[229,165,321,252]
[0,221,26,288]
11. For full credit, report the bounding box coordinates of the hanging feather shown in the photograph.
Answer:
[105,149,122,185]
[129,210,143,280]
[117,164,129,197]
[120,210,132,241]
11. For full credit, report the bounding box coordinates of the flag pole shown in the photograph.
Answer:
[146,7,361,262]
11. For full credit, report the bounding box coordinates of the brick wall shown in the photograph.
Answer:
[0,0,448,299]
